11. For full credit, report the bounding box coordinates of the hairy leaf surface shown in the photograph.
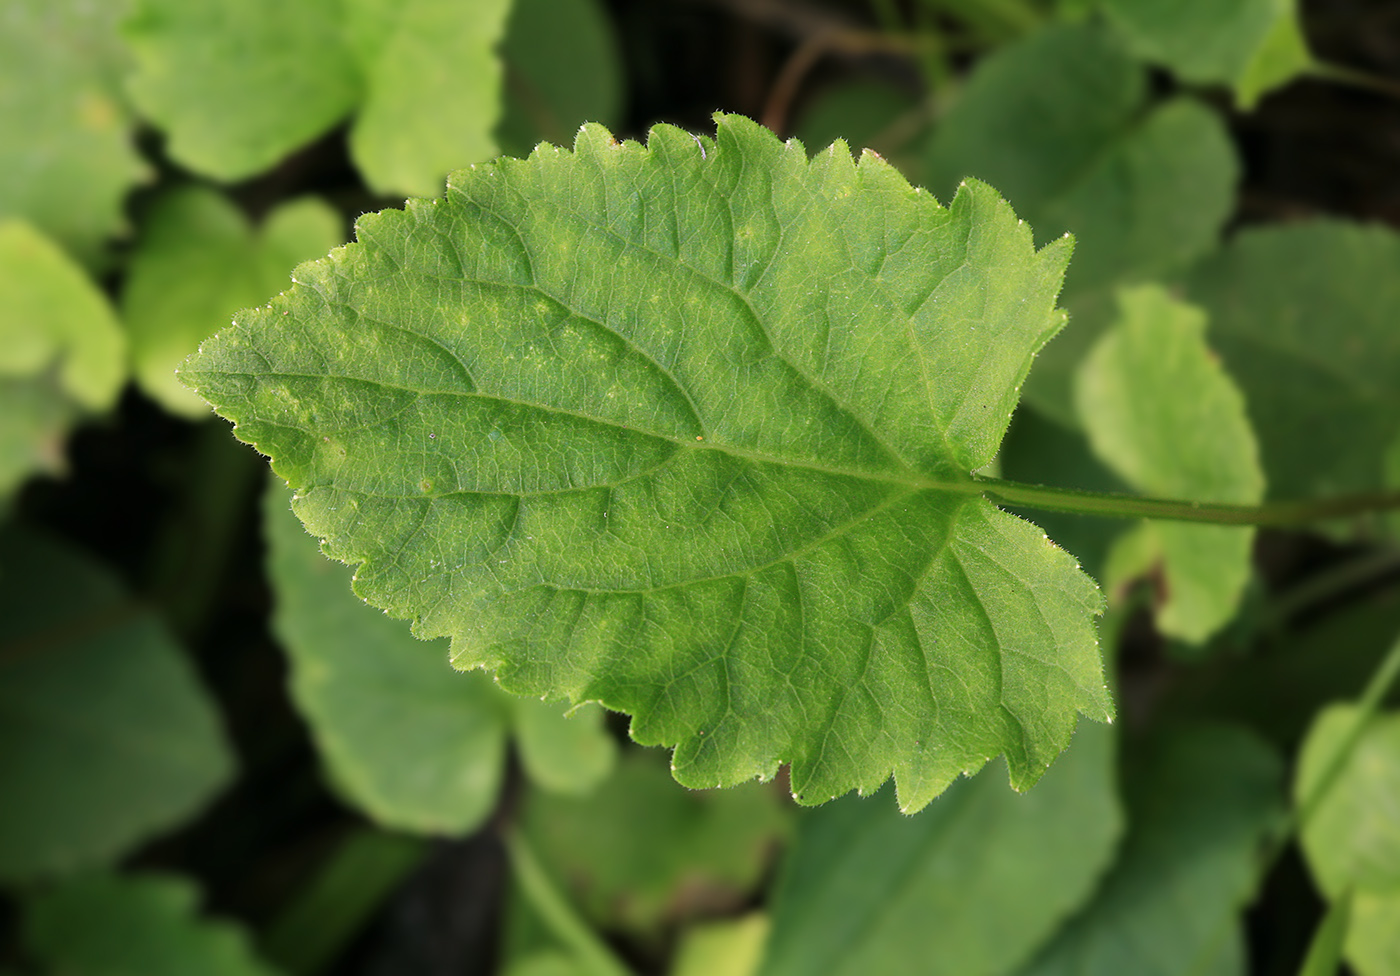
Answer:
[0,529,233,881]
[25,874,278,976]
[184,114,1112,810]
[265,482,613,834]
[759,720,1120,976]
[1076,285,1263,643]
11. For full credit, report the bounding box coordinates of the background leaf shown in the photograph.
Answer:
[0,528,233,881]
[520,750,790,940]
[124,187,342,418]
[1017,723,1285,976]
[495,0,624,158]
[925,22,1237,423]
[1075,285,1264,642]
[1182,220,1400,503]
[182,114,1111,811]
[265,480,613,834]
[123,0,361,182]
[1097,0,1311,107]
[0,0,147,266]
[0,220,126,502]
[1296,705,1400,976]
[758,720,1121,976]
[344,0,514,197]
[24,873,280,976]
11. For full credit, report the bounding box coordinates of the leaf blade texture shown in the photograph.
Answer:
[1075,285,1264,643]
[0,529,234,881]
[183,114,1111,810]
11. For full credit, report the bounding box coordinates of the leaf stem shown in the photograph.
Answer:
[503,828,632,976]
[973,477,1400,528]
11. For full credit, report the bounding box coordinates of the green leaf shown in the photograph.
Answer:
[0,528,234,882]
[1074,285,1264,643]
[24,873,279,976]
[0,0,148,266]
[1298,890,1352,976]
[0,220,126,500]
[344,0,514,197]
[1183,221,1400,502]
[496,0,624,158]
[123,0,360,183]
[123,0,515,194]
[758,719,1121,976]
[182,114,1112,811]
[124,187,342,418]
[673,915,770,976]
[1098,0,1311,108]
[522,750,791,938]
[266,479,612,834]
[1296,705,1400,976]
[1018,723,1285,976]
[1296,705,1400,897]
[925,22,1237,424]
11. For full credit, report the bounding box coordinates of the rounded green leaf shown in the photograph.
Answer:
[183,114,1111,811]
[1075,285,1264,643]
[0,529,234,881]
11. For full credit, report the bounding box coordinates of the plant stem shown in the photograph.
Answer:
[1309,60,1400,102]
[974,476,1400,528]
[504,828,631,976]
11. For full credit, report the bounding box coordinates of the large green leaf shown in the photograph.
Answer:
[124,0,514,195]
[24,873,279,976]
[265,481,613,834]
[1075,285,1264,643]
[521,750,790,938]
[182,114,1112,810]
[0,220,126,502]
[0,529,234,881]
[0,0,148,266]
[758,720,1120,976]
[1296,705,1400,976]
[1098,0,1311,108]
[925,22,1237,423]
[1018,724,1285,976]
[1183,221,1400,502]
[124,187,342,418]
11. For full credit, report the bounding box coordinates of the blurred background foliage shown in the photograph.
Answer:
[5,0,1400,973]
